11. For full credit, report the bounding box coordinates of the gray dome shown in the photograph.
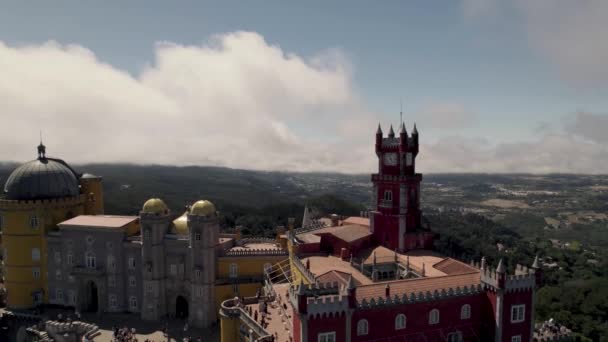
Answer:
[3,157,80,200]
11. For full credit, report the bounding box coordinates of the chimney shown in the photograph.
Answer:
[340,248,348,260]
[330,214,339,227]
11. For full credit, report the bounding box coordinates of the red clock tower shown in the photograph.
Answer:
[370,122,434,251]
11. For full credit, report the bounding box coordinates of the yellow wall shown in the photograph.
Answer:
[1,197,87,308]
[287,238,314,285]
[220,313,239,342]
[215,283,261,312]
[217,255,286,279]
[80,178,104,215]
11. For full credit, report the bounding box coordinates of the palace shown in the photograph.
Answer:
[219,123,542,342]
[0,122,542,341]
[0,142,287,329]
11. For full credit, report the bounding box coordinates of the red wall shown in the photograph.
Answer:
[307,312,346,342]
[501,289,533,342]
[302,293,491,342]
[372,212,400,250]
[293,312,301,342]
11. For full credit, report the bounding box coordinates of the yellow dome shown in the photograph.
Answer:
[142,198,168,215]
[171,211,189,235]
[190,200,216,216]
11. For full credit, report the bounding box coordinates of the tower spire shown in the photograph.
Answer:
[388,125,395,138]
[37,132,46,159]
[412,123,418,135]
[376,123,383,135]
[400,99,403,126]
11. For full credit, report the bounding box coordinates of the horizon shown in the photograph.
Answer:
[1,1,607,174]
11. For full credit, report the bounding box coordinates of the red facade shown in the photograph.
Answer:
[287,123,538,342]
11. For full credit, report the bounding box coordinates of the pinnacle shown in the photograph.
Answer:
[388,125,395,137]
[532,255,540,269]
[496,258,506,273]
[412,123,418,135]
[376,123,383,134]
[400,122,407,134]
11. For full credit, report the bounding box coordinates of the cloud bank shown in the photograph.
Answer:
[0,32,607,174]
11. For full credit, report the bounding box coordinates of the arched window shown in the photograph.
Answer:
[384,190,393,201]
[447,331,463,342]
[129,296,138,310]
[229,263,238,278]
[86,252,96,269]
[395,314,406,330]
[461,304,471,320]
[357,319,368,336]
[144,229,151,240]
[429,309,440,325]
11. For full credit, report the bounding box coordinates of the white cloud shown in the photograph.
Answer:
[0,32,376,173]
[1,32,607,174]
[420,112,608,174]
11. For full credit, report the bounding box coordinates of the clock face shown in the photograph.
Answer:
[383,153,398,166]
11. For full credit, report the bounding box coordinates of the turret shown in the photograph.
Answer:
[375,123,383,146]
[388,125,395,138]
[496,258,506,288]
[399,122,407,147]
[412,123,419,150]
[140,198,171,321]
[531,255,542,288]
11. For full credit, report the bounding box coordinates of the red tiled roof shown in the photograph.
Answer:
[331,224,372,243]
[355,272,481,301]
[433,258,478,275]
[59,215,138,228]
[316,270,352,286]
[341,217,370,227]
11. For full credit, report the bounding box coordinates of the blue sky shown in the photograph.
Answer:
[0,1,607,173]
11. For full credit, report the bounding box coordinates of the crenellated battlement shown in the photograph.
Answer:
[357,283,483,309]
[505,273,536,291]
[0,194,88,209]
[480,261,536,291]
[291,256,316,283]
[293,220,327,235]
[236,237,278,245]
[223,248,288,257]
[371,173,422,182]
[288,281,344,316]
[306,294,349,317]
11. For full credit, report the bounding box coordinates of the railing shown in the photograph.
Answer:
[220,298,274,342]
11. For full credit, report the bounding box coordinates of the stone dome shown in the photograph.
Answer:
[190,200,216,217]
[142,198,169,215]
[3,156,80,201]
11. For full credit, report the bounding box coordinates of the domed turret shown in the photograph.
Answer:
[142,198,169,215]
[3,143,80,200]
[190,200,216,217]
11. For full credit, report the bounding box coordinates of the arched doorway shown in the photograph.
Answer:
[85,281,98,312]
[176,295,188,319]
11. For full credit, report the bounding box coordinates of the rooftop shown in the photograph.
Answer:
[58,215,138,229]
[245,283,293,342]
[302,255,373,286]
[228,241,283,251]
[355,272,481,301]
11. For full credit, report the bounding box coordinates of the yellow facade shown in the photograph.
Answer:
[0,194,99,309]
[80,176,104,215]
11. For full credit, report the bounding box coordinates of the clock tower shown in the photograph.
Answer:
[370,122,434,251]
